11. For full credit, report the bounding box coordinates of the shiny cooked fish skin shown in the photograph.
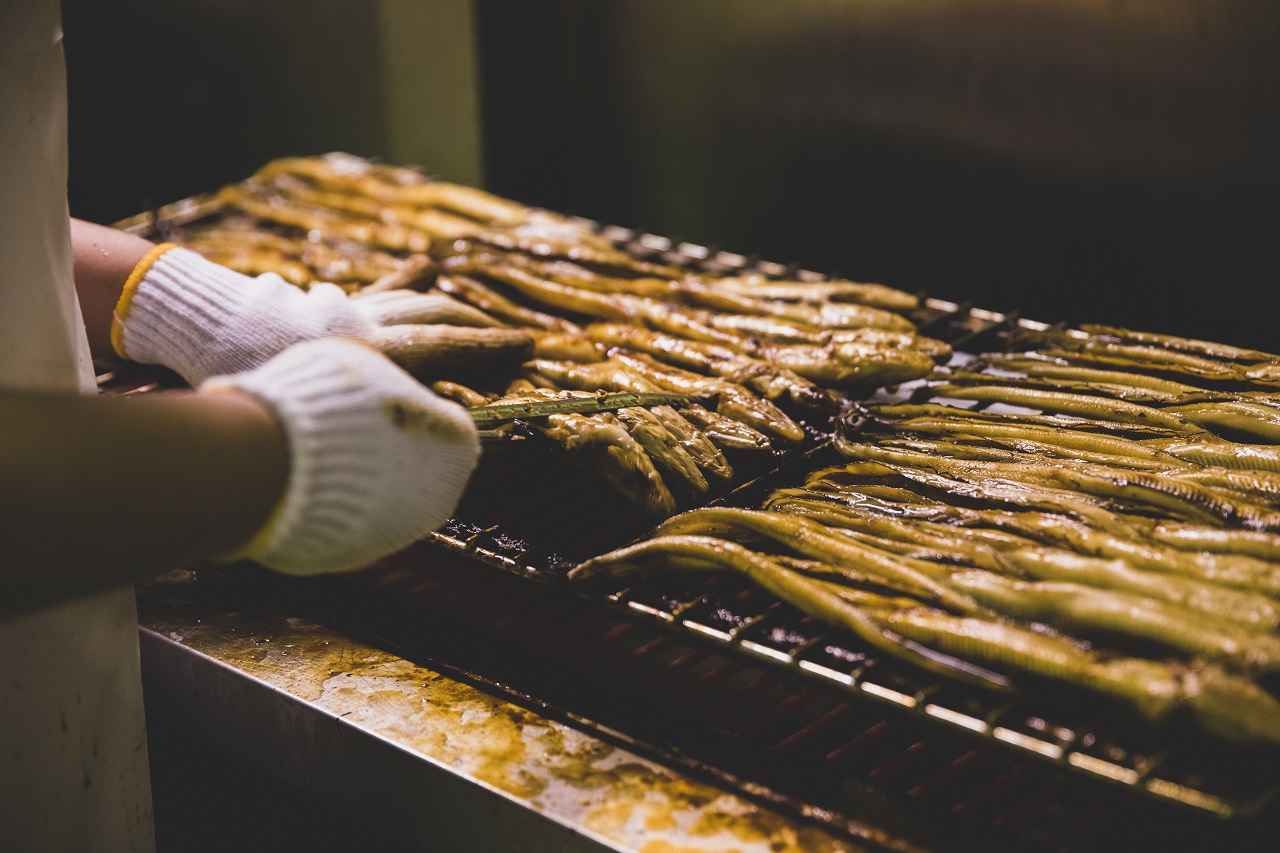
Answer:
[392,180,540,227]
[1075,325,1280,365]
[1035,348,1280,389]
[1006,330,1280,390]
[366,325,533,377]
[971,349,1280,440]
[858,411,1177,469]
[258,154,607,240]
[864,433,1280,518]
[1008,330,1261,375]
[583,323,840,409]
[218,183,432,254]
[834,440,1280,531]
[576,320,1280,745]
[613,406,710,495]
[526,357,664,395]
[993,548,1280,632]
[973,354,1213,396]
[527,330,609,362]
[763,486,1280,631]
[472,253,917,332]
[638,297,880,350]
[523,357,774,452]
[436,275,583,333]
[180,223,389,287]
[353,254,438,296]
[945,368,1218,405]
[1170,467,1280,504]
[187,246,314,288]
[662,280,916,332]
[354,290,504,328]
[947,571,1280,672]
[712,274,919,313]
[1151,438,1280,472]
[610,352,806,444]
[675,404,774,452]
[880,608,1280,745]
[571,533,1280,744]
[756,337,939,388]
[266,173,488,241]
[861,402,1177,440]
[1144,522,1280,561]
[455,258,643,322]
[479,253,690,301]
[570,535,1012,689]
[648,406,734,482]
[800,460,1280,596]
[764,492,1040,552]
[652,508,984,615]
[485,375,731,488]
[1008,514,1280,597]
[920,384,1203,435]
[485,386,676,516]
[530,354,804,445]
[428,380,493,408]
[1167,401,1280,443]
[454,254,924,365]
[478,231,688,278]
[254,163,677,276]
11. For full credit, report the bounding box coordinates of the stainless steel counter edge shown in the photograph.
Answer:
[138,609,865,853]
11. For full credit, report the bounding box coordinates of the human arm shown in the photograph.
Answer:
[70,217,528,384]
[0,387,286,617]
[1,338,482,619]
[70,218,153,360]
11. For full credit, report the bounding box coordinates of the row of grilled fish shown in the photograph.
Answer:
[167,155,1280,745]
[574,326,1280,746]
[169,153,947,512]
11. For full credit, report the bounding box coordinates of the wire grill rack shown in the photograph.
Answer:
[114,194,1280,821]
[415,218,1280,820]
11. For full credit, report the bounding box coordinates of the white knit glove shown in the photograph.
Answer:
[202,338,480,576]
[112,245,494,386]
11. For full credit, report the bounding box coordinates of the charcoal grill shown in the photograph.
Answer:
[117,198,1280,851]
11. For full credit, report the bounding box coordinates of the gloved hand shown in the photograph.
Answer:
[112,244,527,386]
[203,337,480,575]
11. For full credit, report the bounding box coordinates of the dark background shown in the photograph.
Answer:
[63,0,388,224]
[65,0,1280,349]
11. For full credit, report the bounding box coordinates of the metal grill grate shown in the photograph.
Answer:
[298,546,1146,850]
[414,221,1280,819]
[111,199,1280,826]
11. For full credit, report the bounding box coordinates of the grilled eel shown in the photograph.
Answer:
[571,535,1280,745]
[485,384,676,515]
[652,508,1280,669]
[794,463,1280,598]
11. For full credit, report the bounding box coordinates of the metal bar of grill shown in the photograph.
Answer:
[424,520,1278,818]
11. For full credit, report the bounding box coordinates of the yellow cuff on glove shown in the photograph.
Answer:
[110,242,177,359]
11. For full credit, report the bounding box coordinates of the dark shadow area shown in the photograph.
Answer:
[63,0,388,225]
[147,720,416,853]
[476,1,1280,351]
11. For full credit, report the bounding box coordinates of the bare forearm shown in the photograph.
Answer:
[70,218,156,360]
[0,389,287,617]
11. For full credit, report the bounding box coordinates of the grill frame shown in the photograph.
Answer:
[113,196,1280,824]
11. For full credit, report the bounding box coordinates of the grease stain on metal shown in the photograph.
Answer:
[148,610,863,852]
